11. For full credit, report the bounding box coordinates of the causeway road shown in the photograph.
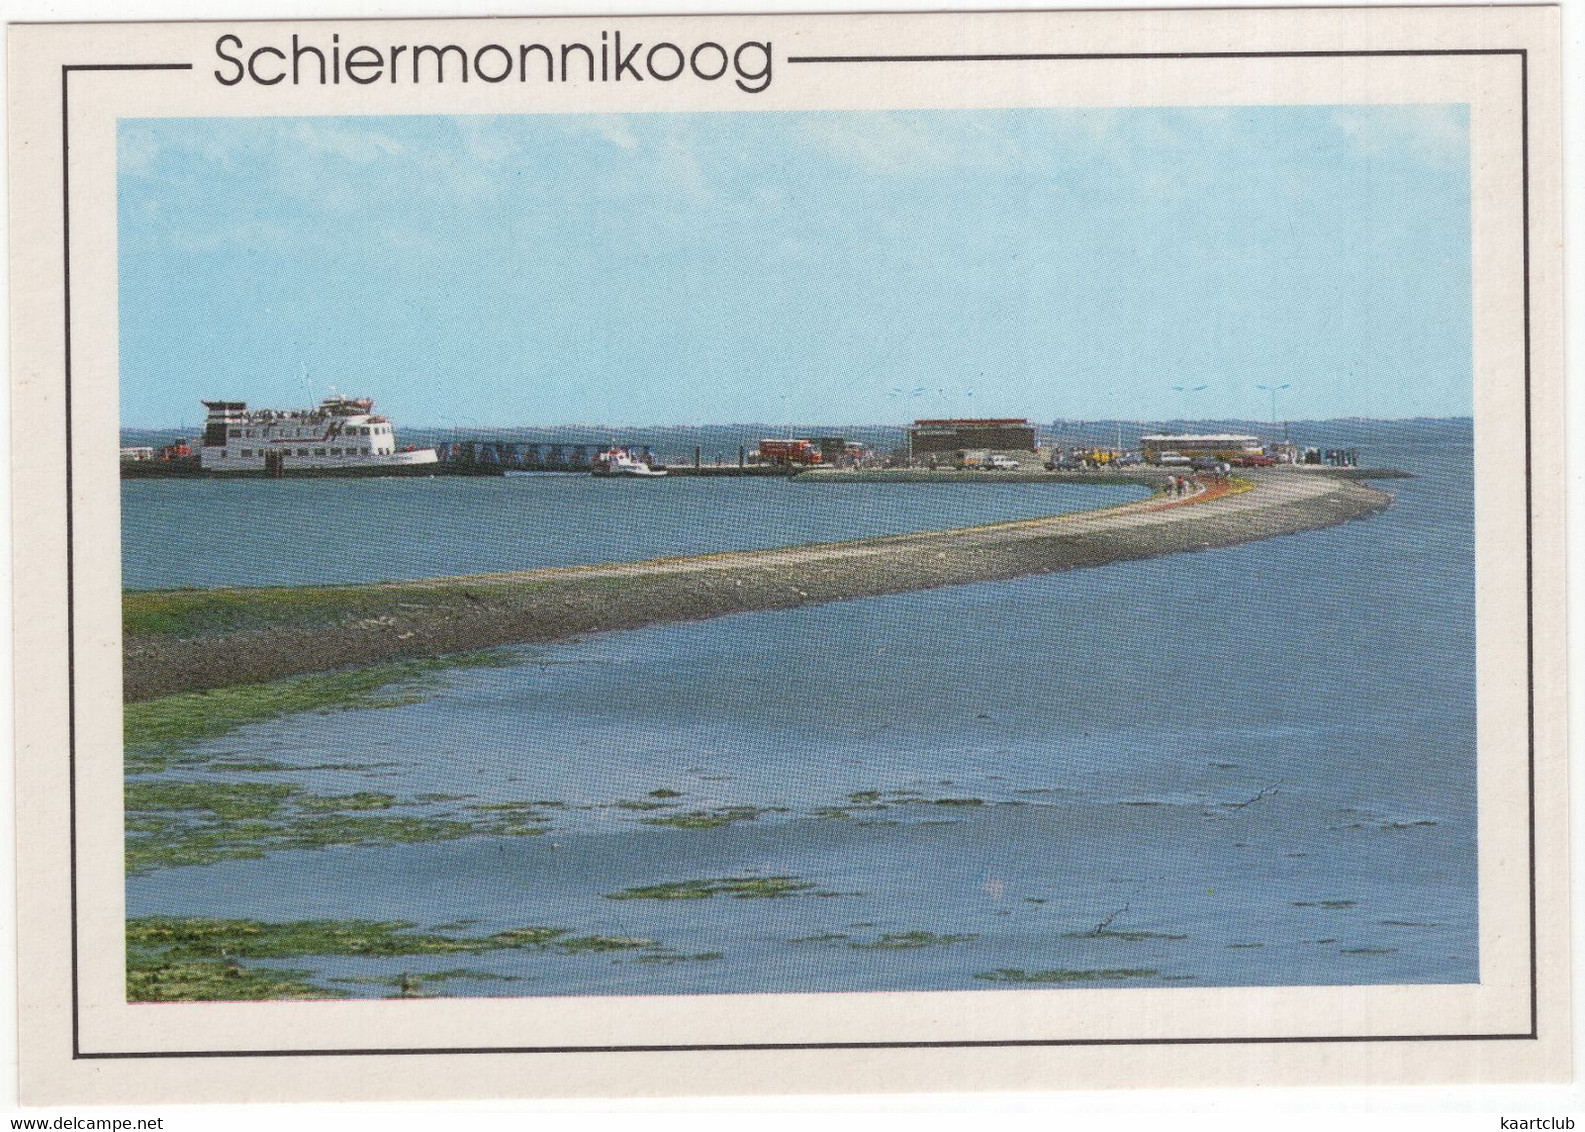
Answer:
[123,469,1392,701]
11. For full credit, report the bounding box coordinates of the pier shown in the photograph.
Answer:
[123,469,1393,701]
[437,439,790,475]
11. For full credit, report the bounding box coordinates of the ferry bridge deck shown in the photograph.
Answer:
[436,440,784,475]
[438,440,655,472]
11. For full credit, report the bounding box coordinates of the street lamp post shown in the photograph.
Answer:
[1256,383,1291,426]
[889,386,925,460]
[1171,384,1208,427]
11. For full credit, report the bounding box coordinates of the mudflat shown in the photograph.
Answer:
[123,470,1390,701]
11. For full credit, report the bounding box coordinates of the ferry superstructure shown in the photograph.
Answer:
[198,396,439,475]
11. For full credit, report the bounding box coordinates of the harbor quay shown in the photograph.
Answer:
[122,404,1379,480]
[123,468,1392,701]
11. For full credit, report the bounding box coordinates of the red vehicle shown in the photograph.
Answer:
[757,438,824,466]
[1230,453,1276,467]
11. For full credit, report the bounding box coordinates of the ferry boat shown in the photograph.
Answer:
[591,446,668,478]
[198,396,439,476]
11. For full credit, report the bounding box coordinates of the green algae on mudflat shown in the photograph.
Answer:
[124,819,283,872]
[123,651,516,756]
[293,792,399,812]
[124,780,298,821]
[847,931,978,950]
[973,967,1160,984]
[1061,928,1189,943]
[126,955,340,1002]
[640,805,777,830]
[129,916,506,959]
[123,793,551,873]
[125,916,674,1002]
[554,934,660,953]
[329,968,523,992]
[128,917,666,961]
[122,652,589,872]
[606,876,818,901]
[123,584,535,641]
[634,952,724,964]
[282,814,481,848]
[815,791,997,821]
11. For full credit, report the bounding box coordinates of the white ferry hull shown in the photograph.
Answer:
[194,394,438,478]
[199,449,439,475]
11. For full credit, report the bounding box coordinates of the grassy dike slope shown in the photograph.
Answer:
[124,470,1391,702]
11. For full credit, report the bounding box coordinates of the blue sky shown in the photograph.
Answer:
[118,106,1470,428]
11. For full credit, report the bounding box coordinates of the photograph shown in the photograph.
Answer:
[116,104,1478,1002]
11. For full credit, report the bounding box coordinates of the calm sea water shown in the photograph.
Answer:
[124,424,1477,997]
[122,476,1143,589]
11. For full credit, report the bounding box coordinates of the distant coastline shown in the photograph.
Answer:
[123,469,1391,702]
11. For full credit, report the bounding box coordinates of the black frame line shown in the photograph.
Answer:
[61,47,1536,1061]
[60,60,194,1064]
[785,47,1523,63]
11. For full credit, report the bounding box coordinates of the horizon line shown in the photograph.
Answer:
[121,415,1476,432]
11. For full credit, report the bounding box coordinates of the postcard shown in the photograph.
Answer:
[6,5,1568,1105]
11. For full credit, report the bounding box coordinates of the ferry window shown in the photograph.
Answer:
[330,448,341,456]
[314,448,327,456]
[298,448,309,456]
[229,429,241,438]
[241,449,252,458]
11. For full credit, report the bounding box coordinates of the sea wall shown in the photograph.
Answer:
[122,470,1391,701]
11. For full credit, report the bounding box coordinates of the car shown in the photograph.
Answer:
[1155,451,1191,466]
[1190,457,1222,471]
[1114,453,1142,467]
[1231,453,1276,467]
[986,454,1021,470]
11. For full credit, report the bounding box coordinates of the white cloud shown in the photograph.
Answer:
[1330,105,1468,167]
[453,116,524,164]
[795,112,950,174]
[287,120,406,163]
[588,116,639,151]
[117,128,160,175]
[167,220,292,253]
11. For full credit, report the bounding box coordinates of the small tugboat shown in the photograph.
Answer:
[592,446,668,478]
